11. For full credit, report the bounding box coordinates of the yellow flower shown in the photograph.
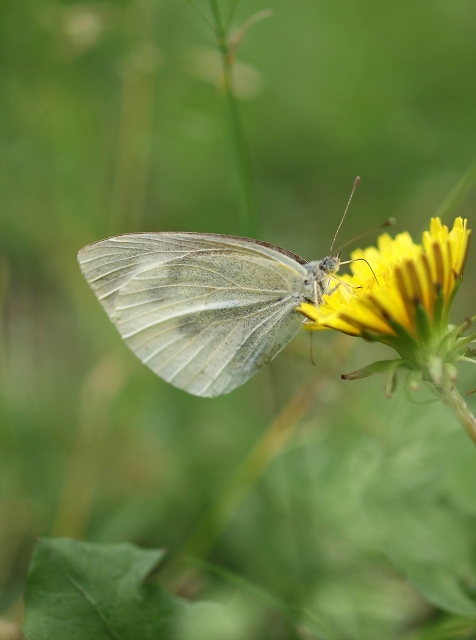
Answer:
[298,218,473,391]
[299,217,470,339]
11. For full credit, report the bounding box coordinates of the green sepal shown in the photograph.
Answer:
[444,362,459,383]
[441,277,462,328]
[443,314,476,342]
[453,332,476,353]
[385,317,421,359]
[406,369,423,392]
[433,286,446,334]
[341,359,399,381]
[403,372,439,405]
[414,302,433,346]
[427,354,443,385]
[441,321,476,361]
[359,330,392,343]
[384,359,406,399]
[403,381,439,405]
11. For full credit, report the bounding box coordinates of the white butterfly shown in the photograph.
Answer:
[78,232,341,397]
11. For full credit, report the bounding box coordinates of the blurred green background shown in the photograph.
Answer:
[2,1,476,638]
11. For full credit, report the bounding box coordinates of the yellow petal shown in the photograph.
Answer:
[299,217,470,341]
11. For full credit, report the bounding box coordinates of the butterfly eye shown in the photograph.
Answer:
[304,279,310,286]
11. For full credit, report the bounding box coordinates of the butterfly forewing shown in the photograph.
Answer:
[78,233,308,397]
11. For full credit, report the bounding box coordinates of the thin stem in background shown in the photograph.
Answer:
[0,254,9,385]
[225,0,242,30]
[182,0,215,31]
[111,1,158,233]
[434,156,476,223]
[51,356,125,538]
[209,0,258,238]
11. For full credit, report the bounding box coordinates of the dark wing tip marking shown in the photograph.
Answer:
[77,232,308,265]
[175,232,308,265]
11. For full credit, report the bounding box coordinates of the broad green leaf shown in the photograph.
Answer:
[22,538,253,640]
[23,538,175,640]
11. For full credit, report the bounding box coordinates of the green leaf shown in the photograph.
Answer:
[23,539,173,640]
[22,538,250,640]
[405,615,476,640]
[367,502,476,618]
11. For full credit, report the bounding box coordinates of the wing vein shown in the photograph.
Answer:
[200,304,293,394]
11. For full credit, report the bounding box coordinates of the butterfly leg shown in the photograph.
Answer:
[313,280,324,307]
[327,282,341,295]
[328,277,362,295]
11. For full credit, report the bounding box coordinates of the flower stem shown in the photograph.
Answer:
[444,385,476,446]
[209,0,258,238]
[434,156,476,223]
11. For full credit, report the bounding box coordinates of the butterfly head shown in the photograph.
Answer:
[303,254,341,306]
[318,253,341,276]
[306,254,341,279]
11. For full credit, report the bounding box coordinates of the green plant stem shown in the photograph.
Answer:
[209,0,258,238]
[225,0,241,30]
[434,156,476,222]
[443,385,476,446]
[183,0,215,30]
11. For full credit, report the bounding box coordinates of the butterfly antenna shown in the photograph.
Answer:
[331,275,362,291]
[340,257,380,285]
[329,176,361,253]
